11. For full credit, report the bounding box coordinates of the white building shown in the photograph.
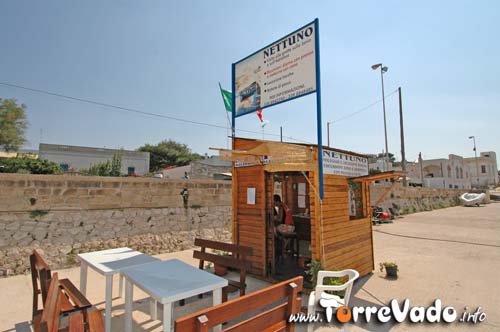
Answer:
[39,143,150,176]
[464,151,498,188]
[407,154,471,189]
[369,159,393,173]
[367,153,394,173]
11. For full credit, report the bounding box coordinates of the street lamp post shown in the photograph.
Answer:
[468,136,480,187]
[372,63,389,172]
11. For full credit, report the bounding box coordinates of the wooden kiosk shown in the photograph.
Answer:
[219,137,402,281]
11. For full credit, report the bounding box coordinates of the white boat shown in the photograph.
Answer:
[490,188,500,201]
[459,193,486,206]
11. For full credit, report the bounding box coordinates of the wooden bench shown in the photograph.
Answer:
[192,238,252,302]
[30,250,92,320]
[175,276,303,332]
[33,272,104,332]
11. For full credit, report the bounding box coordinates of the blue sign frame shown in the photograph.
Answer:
[232,18,324,199]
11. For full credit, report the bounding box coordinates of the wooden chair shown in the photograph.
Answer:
[33,272,104,332]
[175,276,303,332]
[30,250,92,319]
[192,238,252,302]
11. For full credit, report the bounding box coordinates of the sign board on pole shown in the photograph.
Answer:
[231,19,324,199]
[234,21,317,117]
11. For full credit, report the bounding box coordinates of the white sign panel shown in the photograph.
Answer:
[298,195,306,208]
[234,21,316,117]
[322,150,369,177]
[273,181,283,198]
[247,187,256,205]
[298,183,306,195]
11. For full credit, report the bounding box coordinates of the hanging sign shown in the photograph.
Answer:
[322,150,369,177]
[234,21,317,117]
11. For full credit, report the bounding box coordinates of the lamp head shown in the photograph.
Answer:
[371,63,382,70]
[468,136,474,139]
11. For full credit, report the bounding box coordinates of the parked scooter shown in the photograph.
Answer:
[371,206,394,225]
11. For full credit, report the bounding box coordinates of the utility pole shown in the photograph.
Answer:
[398,87,407,186]
[327,122,331,147]
[280,126,283,142]
[419,152,424,187]
[469,136,480,188]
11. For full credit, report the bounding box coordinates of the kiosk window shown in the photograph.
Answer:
[349,181,365,219]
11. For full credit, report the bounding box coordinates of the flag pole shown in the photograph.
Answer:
[219,82,233,149]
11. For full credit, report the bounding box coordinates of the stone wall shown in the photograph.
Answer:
[371,184,464,215]
[0,174,232,276]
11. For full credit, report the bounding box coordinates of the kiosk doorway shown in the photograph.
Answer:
[265,171,312,282]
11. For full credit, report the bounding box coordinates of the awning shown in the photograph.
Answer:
[350,171,406,207]
[350,171,406,183]
[210,140,316,172]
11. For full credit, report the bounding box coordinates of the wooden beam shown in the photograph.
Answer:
[374,179,400,207]
[351,171,405,183]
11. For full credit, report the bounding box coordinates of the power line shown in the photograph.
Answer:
[0,81,311,144]
[0,81,231,129]
[329,88,399,124]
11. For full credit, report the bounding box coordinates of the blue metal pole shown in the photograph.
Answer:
[231,63,236,139]
[314,18,324,200]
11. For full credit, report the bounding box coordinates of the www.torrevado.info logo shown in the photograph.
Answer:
[289,299,486,325]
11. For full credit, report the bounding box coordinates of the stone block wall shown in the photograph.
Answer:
[371,184,464,214]
[0,174,232,276]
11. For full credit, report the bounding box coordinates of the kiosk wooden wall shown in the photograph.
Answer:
[232,138,374,277]
[310,172,374,277]
[232,139,267,276]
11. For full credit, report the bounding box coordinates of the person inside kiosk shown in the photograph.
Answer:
[273,195,294,261]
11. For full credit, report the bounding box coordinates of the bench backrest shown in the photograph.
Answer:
[38,272,62,332]
[193,238,252,271]
[30,250,52,318]
[175,276,303,332]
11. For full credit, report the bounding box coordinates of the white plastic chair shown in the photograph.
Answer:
[307,269,359,332]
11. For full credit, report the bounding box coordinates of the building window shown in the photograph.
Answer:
[447,165,451,177]
[481,165,486,174]
[60,163,69,172]
[455,166,459,178]
[127,167,135,175]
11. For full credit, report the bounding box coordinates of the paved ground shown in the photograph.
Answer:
[1,203,499,332]
[331,202,500,332]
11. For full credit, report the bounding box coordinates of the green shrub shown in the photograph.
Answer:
[0,156,62,174]
[29,210,49,218]
[323,276,347,298]
[80,152,122,176]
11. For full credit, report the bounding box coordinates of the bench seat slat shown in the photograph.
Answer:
[194,239,252,256]
[59,279,92,309]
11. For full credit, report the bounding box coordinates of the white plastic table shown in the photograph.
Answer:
[122,259,228,332]
[78,247,160,332]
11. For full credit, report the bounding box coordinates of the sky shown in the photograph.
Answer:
[1,0,499,163]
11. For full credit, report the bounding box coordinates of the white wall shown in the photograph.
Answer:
[39,144,150,175]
